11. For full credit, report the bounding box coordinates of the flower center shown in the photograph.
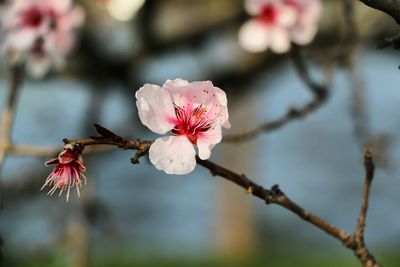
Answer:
[31,38,45,56]
[22,6,44,28]
[171,104,211,144]
[258,4,278,24]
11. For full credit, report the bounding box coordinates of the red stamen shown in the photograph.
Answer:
[258,4,277,24]
[22,6,44,28]
[171,105,211,144]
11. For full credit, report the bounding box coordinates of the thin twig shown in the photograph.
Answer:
[7,144,115,157]
[355,149,375,240]
[357,0,400,24]
[0,66,22,164]
[0,65,22,265]
[58,124,380,267]
[222,46,330,143]
[351,149,379,267]
[377,32,400,49]
[0,65,23,215]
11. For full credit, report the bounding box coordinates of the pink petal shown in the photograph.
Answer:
[276,5,297,27]
[162,79,230,128]
[244,0,267,15]
[4,30,37,51]
[135,84,176,134]
[149,136,196,175]
[45,158,59,166]
[45,0,71,13]
[163,78,190,90]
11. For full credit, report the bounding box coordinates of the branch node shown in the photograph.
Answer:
[271,184,283,196]
[246,186,254,194]
[130,151,146,165]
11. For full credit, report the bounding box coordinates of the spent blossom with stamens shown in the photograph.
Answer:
[41,143,87,202]
[238,0,321,53]
[135,79,230,175]
[0,0,84,78]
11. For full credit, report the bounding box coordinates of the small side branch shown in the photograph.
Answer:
[0,66,22,164]
[358,0,400,24]
[377,32,400,49]
[351,149,379,267]
[223,46,330,143]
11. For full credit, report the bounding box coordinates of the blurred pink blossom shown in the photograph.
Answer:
[0,0,84,78]
[285,0,321,45]
[239,0,321,53]
[41,144,87,202]
[136,79,230,175]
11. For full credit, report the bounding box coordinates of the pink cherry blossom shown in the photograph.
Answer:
[239,0,321,53]
[135,79,230,175]
[0,0,84,78]
[41,144,87,202]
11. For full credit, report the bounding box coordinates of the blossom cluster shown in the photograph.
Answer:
[239,0,321,53]
[0,0,84,78]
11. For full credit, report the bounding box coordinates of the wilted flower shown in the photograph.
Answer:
[0,0,84,78]
[135,79,230,175]
[238,0,321,53]
[41,144,86,202]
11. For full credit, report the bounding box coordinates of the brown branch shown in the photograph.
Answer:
[59,124,380,267]
[0,65,23,264]
[351,149,379,267]
[358,0,400,24]
[7,144,116,157]
[377,32,400,49]
[0,66,23,164]
[222,46,330,143]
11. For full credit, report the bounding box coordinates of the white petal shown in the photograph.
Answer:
[4,30,37,51]
[244,0,265,15]
[212,86,231,129]
[135,84,176,134]
[163,78,190,90]
[306,0,322,20]
[290,22,317,45]
[26,55,51,79]
[197,125,222,160]
[238,20,270,53]
[149,136,196,175]
[269,26,291,54]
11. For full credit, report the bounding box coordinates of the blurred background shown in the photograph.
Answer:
[0,0,400,266]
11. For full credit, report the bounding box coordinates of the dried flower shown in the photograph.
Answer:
[135,79,230,175]
[41,144,86,201]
